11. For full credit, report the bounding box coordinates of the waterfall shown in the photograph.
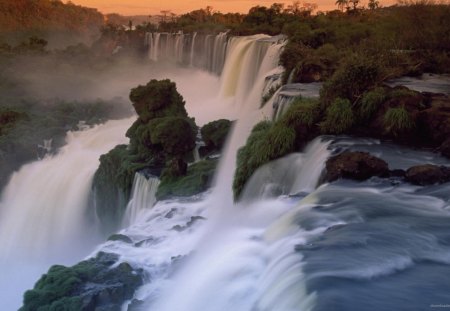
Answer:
[272,83,322,121]
[0,117,133,261]
[219,35,285,109]
[190,32,197,66]
[123,173,160,226]
[241,138,331,200]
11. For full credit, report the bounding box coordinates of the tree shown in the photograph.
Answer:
[335,0,349,11]
[368,0,380,9]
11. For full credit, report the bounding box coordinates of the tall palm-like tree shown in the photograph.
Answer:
[335,0,348,11]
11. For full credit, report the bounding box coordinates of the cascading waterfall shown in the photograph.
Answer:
[146,32,250,76]
[0,118,133,261]
[123,173,160,227]
[0,117,133,310]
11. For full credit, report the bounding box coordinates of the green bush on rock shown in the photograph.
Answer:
[92,79,197,233]
[200,119,232,151]
[157,159,218,200]
[358,87,387,120]
[129,79,188,122]
[20,252,143,311]
[383,107,414,137]
[320,98,354,134]
[149,116,196,156]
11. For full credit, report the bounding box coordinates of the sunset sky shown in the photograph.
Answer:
[70,0,396,15]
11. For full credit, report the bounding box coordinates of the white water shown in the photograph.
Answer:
[0,34,289,309]
[123,173,160,227]
[0,117,133,309]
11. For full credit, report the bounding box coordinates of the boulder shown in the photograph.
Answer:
[405,164,450,185]
[440,139,450,158]
[21,252,144,311]
[324,151,389,182]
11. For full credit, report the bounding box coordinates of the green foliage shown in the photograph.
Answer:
[281,98,321,128]
[20,252,142,311]
[383,107,414,136]
[200,119,232,150]
[320,98,354,134]
[358,87,387,120]
[320,56,380,105]
[0,0,103,45]
[389,88,417,99]
[129,79,187,122]
[149,117,196,156]
[157,159,218,200]
[233,121,297,200]
[261,84,281,106]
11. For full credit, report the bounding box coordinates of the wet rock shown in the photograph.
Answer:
[405,164,450,185]
[172,216,206,232]
[21,252,144,311]
[439,139,450,158]
[107,234,133,244]
[324,151,389,182]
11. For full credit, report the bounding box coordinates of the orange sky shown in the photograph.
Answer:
[70,0,396,15]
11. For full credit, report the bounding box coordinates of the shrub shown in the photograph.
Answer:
[320,98,354,134]
[200,119,232,150]
[156,159,218,200]
[129,79,188,122]
[320,55,381,106]
[358,87,387,120]
[233,121,296,200]
[281,98,321,128]
[149,116,196,157]
[383,107,414,136]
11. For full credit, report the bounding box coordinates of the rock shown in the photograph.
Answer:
[20,252,144,311]
[439,138,450,158]
[324,151,389,182]
[405,164,450,185]
[107,234,133,244]
[417,95,450,145]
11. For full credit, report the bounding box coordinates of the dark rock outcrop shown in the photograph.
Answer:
[440,139,450,158]
[405,164,450,185]
[324,151,389,182]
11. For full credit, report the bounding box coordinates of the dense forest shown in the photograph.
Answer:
[0,0,104,46]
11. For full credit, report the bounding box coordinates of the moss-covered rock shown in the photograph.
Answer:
[20,252,144,311]
[156,159,218,200]
[92,145,147,234]
[92,80,197,233]
[200,119,232,154]
[233,98,321,200]
[324,151,390,182]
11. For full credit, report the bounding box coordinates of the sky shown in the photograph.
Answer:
[70,0,395,16]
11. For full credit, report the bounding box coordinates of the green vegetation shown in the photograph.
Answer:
[157,159,218,200]
[233,98,321,199]
[200,119,232,151]
[0,99,129,190]
[320,98,354,134]
[0,0,103,46]
[20,252,143,311]
[383,107,415,137]
[357,87,387,120]
[93,79,197,233]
